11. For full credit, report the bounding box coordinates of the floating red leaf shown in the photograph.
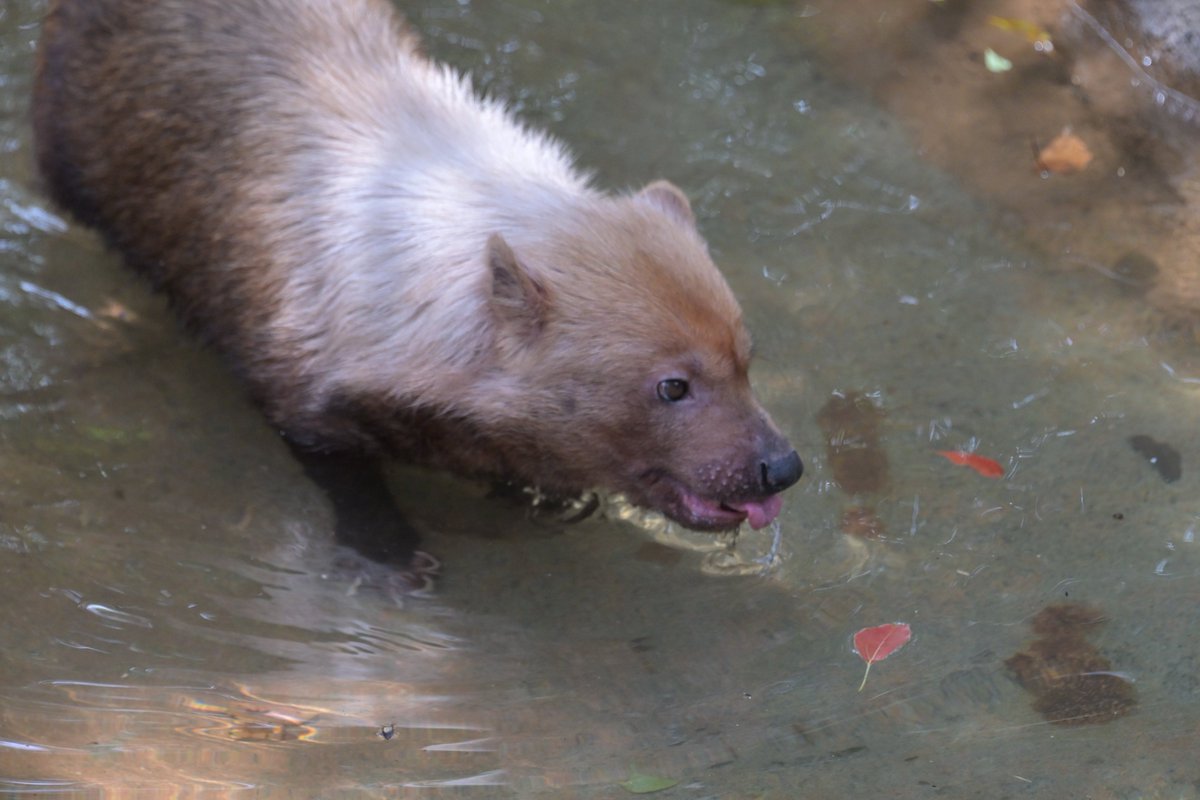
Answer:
[937,450,1005,478]
[852,622,912,691]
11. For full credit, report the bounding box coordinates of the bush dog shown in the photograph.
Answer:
[33,0,802,581]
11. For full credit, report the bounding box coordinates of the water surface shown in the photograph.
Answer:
[2,0,1199,797]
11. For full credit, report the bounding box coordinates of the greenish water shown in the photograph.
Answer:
[2,1,1198,797]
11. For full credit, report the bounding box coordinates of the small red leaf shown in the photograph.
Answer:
[852,622,912,691]
[937,450,1005,478]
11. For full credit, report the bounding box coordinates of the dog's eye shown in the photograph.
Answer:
[656,378,689,402]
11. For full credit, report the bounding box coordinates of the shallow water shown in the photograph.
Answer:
[3,0,1200,797]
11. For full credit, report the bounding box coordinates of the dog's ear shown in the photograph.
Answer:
[487,233,551,341]
[636,180,695,229]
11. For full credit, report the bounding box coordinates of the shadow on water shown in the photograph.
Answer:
[3,0,1200,797]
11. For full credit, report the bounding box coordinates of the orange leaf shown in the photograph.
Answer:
[937,450,1005,478]
[853,622,912,691]
[1037,130,1093,174]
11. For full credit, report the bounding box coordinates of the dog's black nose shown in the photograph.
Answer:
[761,450,803,493]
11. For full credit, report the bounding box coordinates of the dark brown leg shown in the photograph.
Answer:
[286,441,438,590]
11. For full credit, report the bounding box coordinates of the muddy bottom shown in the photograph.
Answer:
[792,0,1200,346]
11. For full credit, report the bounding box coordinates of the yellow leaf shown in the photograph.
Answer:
[987,15,1052,46]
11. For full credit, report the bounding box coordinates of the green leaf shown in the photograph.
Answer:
[81,426,151,444]
[620,770,679,794]
[82,426,131,443]
[984,48,1013,73]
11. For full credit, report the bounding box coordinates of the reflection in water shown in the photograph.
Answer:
[2,0,1200,796]
[1,676,501,791]
[0,536,502,793]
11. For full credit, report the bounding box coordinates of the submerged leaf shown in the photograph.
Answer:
[853,622,912,691]
[621,770,679,794]
[841,506,885,539]
[1006,604,1136,725]
[82,426,152,445]
[1037,130,1093,174]
[987,15,1052,46]
[1128,434,1182,483]
[984,48,1013,73]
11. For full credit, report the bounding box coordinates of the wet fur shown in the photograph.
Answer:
[33,0,800,560]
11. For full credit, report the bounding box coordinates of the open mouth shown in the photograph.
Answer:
[638,471,785,531]
[681,490,784,531]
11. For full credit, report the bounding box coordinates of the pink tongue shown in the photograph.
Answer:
[729,494,784,530]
